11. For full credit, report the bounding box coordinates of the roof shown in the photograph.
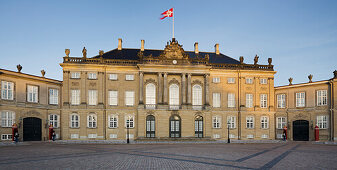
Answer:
[0,68,62,84]
[92,48,240,64]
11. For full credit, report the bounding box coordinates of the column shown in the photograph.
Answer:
[163,73,168,104]
[139,72,144,104]
[187,73,192,104]
[182,73,186,104]
[158,72,162,104]
[204,74,209,105]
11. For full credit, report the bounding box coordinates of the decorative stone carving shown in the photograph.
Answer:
[254,55,259,65]
[159,39,189,60]
[168,78,180,85]
[89,82,96,87]
[288,77,293,85]
[16,64,22,73]
[41,70,45,77]
[72,82,79,86]
[65,49,70,57]
[99,50,104,57]
[192,79,203,86]
[246,87,252,90]
[334,70,337,78]
[268,58,272,66]
[239,56,244,64]
[294,113,307,120]
[82,47,87,58]
[308,74,313,83]
[145,78,157,85]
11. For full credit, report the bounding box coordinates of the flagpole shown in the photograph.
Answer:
[172,8,174,39]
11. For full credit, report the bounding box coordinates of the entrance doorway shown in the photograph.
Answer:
[195,116,203,138]
[169,115,181,138]
[146,115,155,138]
[23,117,42,141]
[293,120,309,141]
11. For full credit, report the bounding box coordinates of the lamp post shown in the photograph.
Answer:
[227,120,230,143]
[126,123,130,144]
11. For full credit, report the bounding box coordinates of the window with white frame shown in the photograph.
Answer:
[125,115,134,128]
[1,81,14,100]
[227,78,235,84]
[192,85,202,106]
[109,74,118,80]
[169,84,179,106]
[227,116,236,128]
[246,116,254,129]
[108,115,118,128]
[227,93,235,108]
[260,78,267,84]
[260,94,267,108]
[125,91,135,106]
[212,77,220,83]
[1,111,15,127]
[87,114,97,128]
[71,89,80,105]
[212,116,221,128]
[146,83,156,105]
[246,94,253,108]
[213,93,220,108]
[71,72,80,79]
[317,115,328,129]
[261,116,269,129]
[49,89,59,105]
[49,114,59,128]
[1,134,12,140]
[27,85,38,103]
[125,74,134,81]
[70,113,79,128]
[88,90,97,105]
[88,73,97,79]
[317,90,327,106]
[109,91,118,106]
[246,78,253,84]
[277,117,287,129]
[296,92,305,107]
[277,94,286,108]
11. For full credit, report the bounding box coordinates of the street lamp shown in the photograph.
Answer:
[227,120,230,143]
[126,123,130,144]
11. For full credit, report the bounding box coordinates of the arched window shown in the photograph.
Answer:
[70,113,79,128]
[87,113,97,128]
[146,115,155,138]
[195,116,203,138]
[146,83,156,105]
[192,85,202,106]
[169,84,179,106]
[169,115,181,138]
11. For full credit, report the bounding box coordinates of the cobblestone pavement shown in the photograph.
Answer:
[0,141,336,169]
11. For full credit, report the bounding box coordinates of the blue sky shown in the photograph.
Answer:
[0,0,336,86]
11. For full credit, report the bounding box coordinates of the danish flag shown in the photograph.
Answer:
[160,8,173,20]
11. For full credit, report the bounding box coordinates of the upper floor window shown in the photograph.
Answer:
[260,94,267,108]
[125,74,134,81]
[109,91,118,106]
[261,116,269,129]
[108,115,118,128]
[277,117,286,129]
[88,73,97,79]
[70,113,79,128]
[212,77,220,83]
[246,116,254,129]
[296,92,305,107]
[227,93,235,108]
[1,111,15,127]
[71,72,80,79]
[246,78,253,84]
[109,74,118,80]
[317,90,327,106]
[71,89,80,105]
[213,93,220,108]
[227,116,236,128]
[88,90,97,105]
[125,115,134,128]
[227,78,235,84]
[317,115,328,129]
[169,84,179,106]
[260,78,267,84]
[125,91,135,106]
[27,85,38,103]
[1,81,14,100]
[49,89,59,105]
[192,85,202,106]
[277,94,286,108]
[87,113,97,128]
[146,83,156,105]
[49,114,59,128]
[246,94,253,108]
[212,116,221,128]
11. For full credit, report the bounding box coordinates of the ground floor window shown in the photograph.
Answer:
[169,115,181,138]
[146,115,155,138]
[317,116,328,129]
[195,116,203,138]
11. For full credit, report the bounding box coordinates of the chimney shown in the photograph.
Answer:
[215,43,219,55]
[118,38,122,50]
[141,40,145,51]
[194,42,199,54]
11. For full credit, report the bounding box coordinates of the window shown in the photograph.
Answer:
[71,72,80,79]
[317,90,327,106]
[277,117,286,129]
[246,78,253,84]
[261,116,269,129]
[296,92,305,107]
[169,84,179,106]
[49,114,59,128]
[227,93,235,108]
[27,85,38,103]
[246,116,254,129]
[109,74,118,80]
[125,115,134,128]
[1,111,14,127]
[125,74,134,81]
[260,94,267,108]
[125,91,135,106]
[212,116,221,128]
[88,90,97,105]
[192,85,202,106]
[227,116,236,128]
[146,83,156,105]
[213,77,220,83]
[260,78,267,84]
[71,90,80,105]
[49,89,59,105]
[246,94,253,108]
[1,134,12,140]
[88,73,97,79]
[277,94,286,108]
[317,116,328,129]
[1,81,14,100]
[213,93,220,108]
[109,91,118,106]
[70,113,79,128]
[227,78,235,84]
[108,115,118,128]
[87,114,97,128]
